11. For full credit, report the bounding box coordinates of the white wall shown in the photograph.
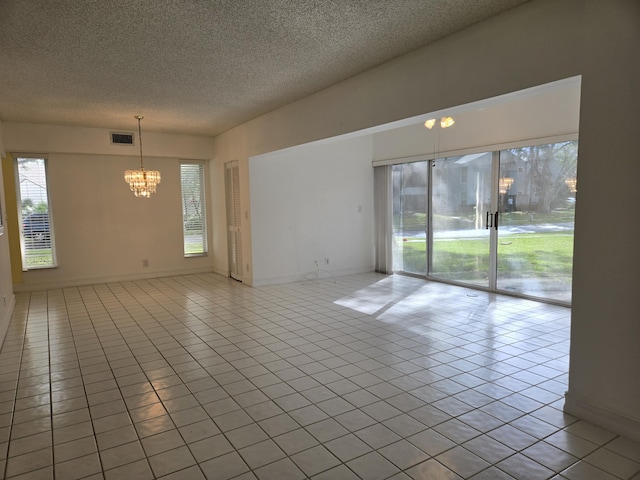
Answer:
[372,78,580,162]
[562,1,640,441]
[0,121,16,345]
[211,0,640,440]
[0,121,5,158]
[3,123,216,290]
[4,122,214,159]
[250,136,374,286]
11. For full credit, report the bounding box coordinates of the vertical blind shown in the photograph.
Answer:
[374,165,393,274]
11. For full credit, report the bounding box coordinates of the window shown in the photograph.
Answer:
[15,156,56,269]
[180,162,207,256]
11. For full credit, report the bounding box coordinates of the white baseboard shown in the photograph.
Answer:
[212,266,229,278]
[0,293,15,350]
[13,267,217,292]
[564,391,640,442]
[252,266,374,287]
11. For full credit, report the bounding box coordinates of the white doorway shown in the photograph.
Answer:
[225,160,243,281]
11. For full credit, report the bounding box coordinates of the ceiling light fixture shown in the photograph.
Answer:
[424,116,455,129]
[499,177,514,195]
[124,116,161,198]
[424,118,436,129]
[440,116,455,128]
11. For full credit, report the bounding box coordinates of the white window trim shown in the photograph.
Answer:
[14,155,58,270]
[180,160,208,257]
[372,133,579,167]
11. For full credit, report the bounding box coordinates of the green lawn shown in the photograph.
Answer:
[185,242,205,255]
[24,248,54,268]
[400,232,574,282]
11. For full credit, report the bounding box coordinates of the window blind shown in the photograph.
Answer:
[180,162,207,256]
[16,156,56,269]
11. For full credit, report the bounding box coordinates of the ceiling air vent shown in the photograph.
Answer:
[110,131,134,145]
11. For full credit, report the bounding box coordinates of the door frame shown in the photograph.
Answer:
[224,160,243,282]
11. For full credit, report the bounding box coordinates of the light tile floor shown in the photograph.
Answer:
[0,272,638,480]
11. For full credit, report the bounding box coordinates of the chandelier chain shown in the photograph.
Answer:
[136,115,144,171]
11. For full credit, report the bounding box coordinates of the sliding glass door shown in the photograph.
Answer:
[430,153,493,287]
[390,140,578,304]
[392,162,428,275]
[496,142,578,303]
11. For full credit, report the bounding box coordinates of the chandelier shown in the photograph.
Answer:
[124,116,161,198]
[565,177,577,193]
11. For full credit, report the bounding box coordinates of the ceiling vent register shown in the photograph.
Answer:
[111,132,134,145]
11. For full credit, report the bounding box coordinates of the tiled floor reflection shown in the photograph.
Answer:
[1,273,638,479]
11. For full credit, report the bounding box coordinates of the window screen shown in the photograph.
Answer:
[180,162,207,256]
[16,157,56,269]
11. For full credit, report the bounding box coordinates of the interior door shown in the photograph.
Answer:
[429,152,494,288]
[225,161,243,281]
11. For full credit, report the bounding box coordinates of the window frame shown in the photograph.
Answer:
[14,155,57,270]
[180,160,208,257]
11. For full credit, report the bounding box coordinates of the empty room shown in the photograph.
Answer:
[0,1,638,479]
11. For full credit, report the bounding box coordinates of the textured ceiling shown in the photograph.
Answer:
[0,0,529,136]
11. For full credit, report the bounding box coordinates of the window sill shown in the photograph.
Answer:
[24,265,59,271]
[184,253,208,258]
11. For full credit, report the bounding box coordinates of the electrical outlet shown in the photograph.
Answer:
[142,259,149,267]
[324,258,329,265]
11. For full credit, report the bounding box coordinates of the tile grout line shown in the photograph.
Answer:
[3,273,638,480]
[1,292,30,480]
